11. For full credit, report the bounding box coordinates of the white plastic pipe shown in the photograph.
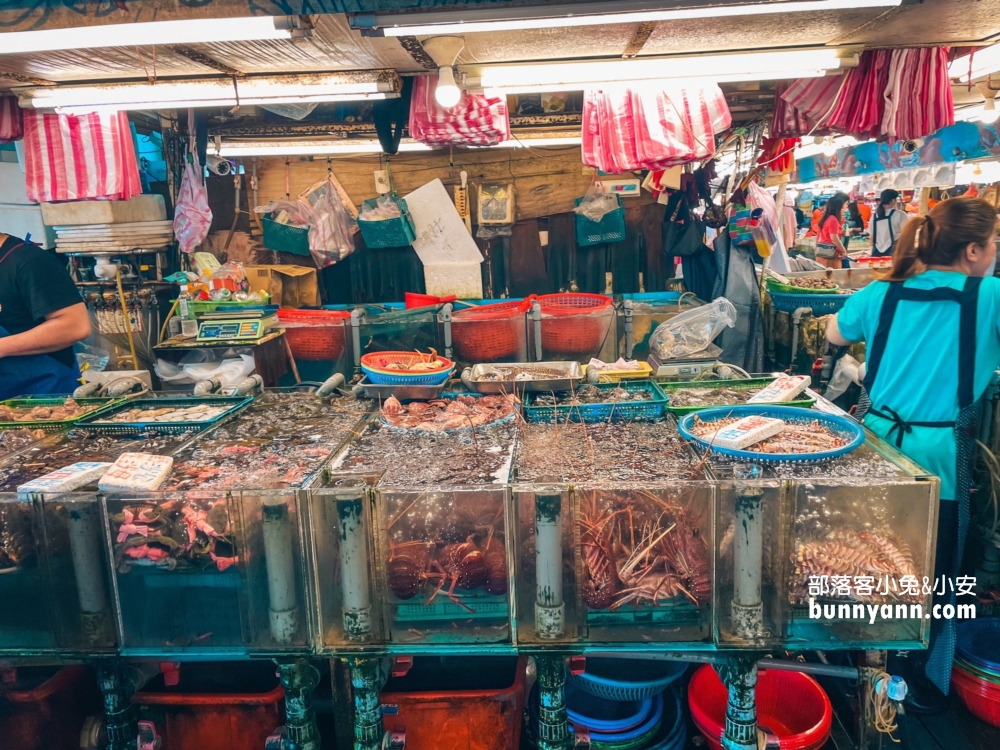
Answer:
[262,497,299,644]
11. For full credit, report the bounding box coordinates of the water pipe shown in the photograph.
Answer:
[535,489,565,640]
[94,659,139,750]
[104,376,146,397]
[732,466,765,640]
[346,655,385,750]
[335,479,373,642]
[789,307,812,371]
[350,308,363,372]
[535,655,570,750]
[66,499,114,647]
[73,381,102,398]
[623,299,634,359]
[717,655,762,750]
[532,301,543,361]
[441,302,453,360]
[262,497,301,645]
[274,659,322,750]
[233,374,265,397]
[316,373,347,398]
[193,378,221,396]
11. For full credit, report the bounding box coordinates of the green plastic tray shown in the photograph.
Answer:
[766,277,841,295]
[660,378,816,416]
[73,396,253,436]
[0,396,125,432]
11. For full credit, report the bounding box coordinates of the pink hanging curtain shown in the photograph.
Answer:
[0,96,23,144]
[22,109,142,203]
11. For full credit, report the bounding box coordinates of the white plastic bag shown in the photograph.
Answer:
[154,355,255,386]
[574,185,619,222]
[173,157,213,254]
[649,297,737,360]
[255,176,355,268]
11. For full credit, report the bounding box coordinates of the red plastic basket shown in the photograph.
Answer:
[360,351,453,374]
[952,664,1000,726]
[688,665,832,750]
[452,299,532,362]
[536,293,613,357]
[1,667,102,750]
[277,309,351,361]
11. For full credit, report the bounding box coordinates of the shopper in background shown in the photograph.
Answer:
[846,201,866,236]
[806,198,827,237]
[826,198,1000,708]
[814,192,849,268]
[870,188,909,258]
[0,234,90,399]
[855,199,872,227]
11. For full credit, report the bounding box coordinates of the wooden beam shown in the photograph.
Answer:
[622,21,657,59]
[396,36,439,71]
[165,45,245,77]
[0,69,53,86]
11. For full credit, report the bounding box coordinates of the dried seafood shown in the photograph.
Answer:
[0,397,99,423]
[790,529,921,605]
[96,404,230,424]
[111,498,236,574]
[668,386,763,407]
[688,415,849,454]
[380,395,515,431]
[578,492,710,612]
[533,385,652,406]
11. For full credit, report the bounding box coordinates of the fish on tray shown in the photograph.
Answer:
[0,397,99,423]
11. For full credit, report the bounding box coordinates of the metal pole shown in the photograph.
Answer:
[532,301,543,361]
[94,659,138,750]
[441,303,453,360]
[346,656,384,750]
[623,299,634,360]
[275,658,322,750]
[732,465,765,640]
[717,656,761,750]
[336,481,373,642]
[535,655,570,750]
[535,490,565,640]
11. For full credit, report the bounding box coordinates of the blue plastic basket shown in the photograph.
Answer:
[582,693,664,747]
[261,216,311,257]
[361,364,454,386]
[957,619,1000,673]
[767,291,850,315]
[677,404,865,464]
[569,658,687,702]
[524,381,667,423]
[575,195,627,246]
[643,690,685,750]
[566,685,653,733]
[357,195,417,248]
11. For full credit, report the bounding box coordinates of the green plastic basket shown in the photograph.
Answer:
[0,397,125,432]
[766,277,841,295]
[575,195,626,247]
[660,378,816,416]
[262,217,311,257]
[357,196,417,248]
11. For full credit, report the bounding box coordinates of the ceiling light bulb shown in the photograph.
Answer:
[981,96,999,124]
[822,138,838,156]
[435,67,462,108]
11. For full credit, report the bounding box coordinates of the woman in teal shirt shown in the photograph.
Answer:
[827,197,999,701]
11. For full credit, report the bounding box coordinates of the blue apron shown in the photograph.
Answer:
[859,275,981,695]
[0,242,82,399]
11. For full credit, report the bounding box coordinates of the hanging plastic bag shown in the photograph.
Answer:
[358,194,402,221]
[173,157,213,254]
[574,184,619,222]
[305,176,356,267]
[649,297,737,360]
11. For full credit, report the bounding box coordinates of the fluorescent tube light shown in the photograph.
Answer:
[217,134,582,157]
[951,44,1000,83]
[16,72,400,112]
[473,49,854,93]
[0,16,302,55]
[354,0,900,36]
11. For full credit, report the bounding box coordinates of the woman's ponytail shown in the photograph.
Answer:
[887,215,927,281]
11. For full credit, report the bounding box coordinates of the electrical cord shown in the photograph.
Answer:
[866,669,901,743]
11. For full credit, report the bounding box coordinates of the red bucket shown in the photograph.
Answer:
[536,293,613,357]
[688,665,832,750]
[952,663,1000,727]
[452,299,532,362]
[277,308,351,361]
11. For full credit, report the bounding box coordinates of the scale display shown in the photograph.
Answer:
[197,318,267,342]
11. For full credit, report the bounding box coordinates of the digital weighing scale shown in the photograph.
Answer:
[196,311,278,342]
[647,351,721,381]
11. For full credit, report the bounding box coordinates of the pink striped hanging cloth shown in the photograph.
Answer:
[0,96,23,144]
[409,75,510,147]
[22,109,141,203]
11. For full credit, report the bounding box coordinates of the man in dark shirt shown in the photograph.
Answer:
[0,234,91,398]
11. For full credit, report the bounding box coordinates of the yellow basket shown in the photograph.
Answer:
[581,362,654,382]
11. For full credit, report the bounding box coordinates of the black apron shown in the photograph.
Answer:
[0,242,83,400]
[859,275,980,694]
[871,209,896,258]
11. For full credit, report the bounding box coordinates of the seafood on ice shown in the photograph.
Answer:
[97,404,230,424]
[668,386,764,408]
[0,397,99,423]
[578,491,711,612]
[380,395,516,431]
[790,529,922,605]
[532,385,652,406]
[111,499,237,573]
[688,415,850,454]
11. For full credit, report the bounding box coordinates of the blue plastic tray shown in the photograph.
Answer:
[768,291,850,315]
[361,364,453,386]
[523,381,667,423]
[74,396,253,436]
[677,405,865,464]
[957,619,1000,673]
[569,658,687,702]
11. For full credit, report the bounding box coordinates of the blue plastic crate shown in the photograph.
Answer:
[261,217,310,257]
[357,196,417,248]
[524,381,667,423]
[768,291,850,315]
[575,195,626,246]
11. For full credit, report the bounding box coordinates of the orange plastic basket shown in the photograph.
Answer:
[276,309,351,361]
[360,351,453,374]
[452,299,532,362]
[536,293,613,356]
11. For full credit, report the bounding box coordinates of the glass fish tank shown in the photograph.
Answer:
[0,492,116,654]
[375,486,511,646]
[308,476,384,649]
[104,489,310,656]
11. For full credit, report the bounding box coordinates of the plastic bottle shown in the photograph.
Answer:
[178,285,199,338]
